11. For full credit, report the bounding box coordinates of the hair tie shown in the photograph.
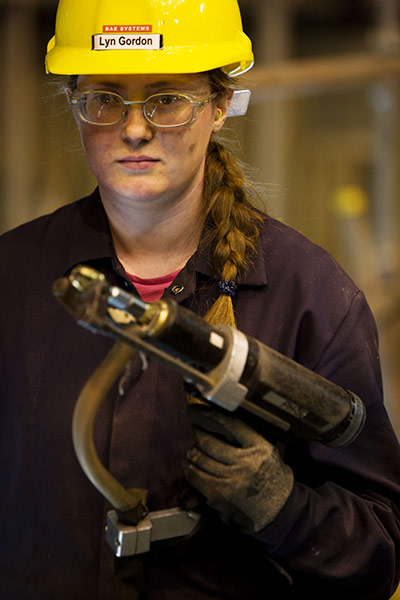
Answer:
[217,280,237,298]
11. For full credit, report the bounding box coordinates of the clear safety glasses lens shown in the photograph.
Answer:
[77,91,125,125]
[144,94,195,127]
[70,91,215,128]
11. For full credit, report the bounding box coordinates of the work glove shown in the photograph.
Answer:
[184,405,294,534]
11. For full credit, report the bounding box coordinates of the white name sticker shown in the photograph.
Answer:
[93,34,163,50]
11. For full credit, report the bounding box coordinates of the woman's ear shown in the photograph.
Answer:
[212,91,233,133]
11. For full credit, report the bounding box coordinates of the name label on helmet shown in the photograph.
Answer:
[92,34,163,51]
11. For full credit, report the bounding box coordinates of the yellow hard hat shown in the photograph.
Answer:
[45,0,254,77]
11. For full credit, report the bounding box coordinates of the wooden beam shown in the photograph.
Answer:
[246,53,400,100]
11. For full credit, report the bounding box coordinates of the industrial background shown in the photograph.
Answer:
[1,0,400,441]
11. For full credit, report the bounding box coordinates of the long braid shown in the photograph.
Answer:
[202,138,263,328]
[188,137,263,408]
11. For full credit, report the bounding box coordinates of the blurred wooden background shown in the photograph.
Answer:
[1,0,400,439]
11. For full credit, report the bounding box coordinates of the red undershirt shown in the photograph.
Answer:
[127,268,182,302]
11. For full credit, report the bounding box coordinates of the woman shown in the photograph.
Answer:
[0,0,399,598]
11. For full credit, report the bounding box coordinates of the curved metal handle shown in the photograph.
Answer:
[72,341,147,514]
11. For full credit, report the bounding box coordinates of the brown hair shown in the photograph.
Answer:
[202,69,264,328]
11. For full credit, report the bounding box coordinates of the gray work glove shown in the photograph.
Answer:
[184,405,294,534]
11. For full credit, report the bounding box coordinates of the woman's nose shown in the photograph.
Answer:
[121,105,155,143]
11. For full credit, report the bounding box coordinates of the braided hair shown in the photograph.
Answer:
[202,69,264,328]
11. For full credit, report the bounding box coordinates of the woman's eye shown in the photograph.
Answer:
[159,95,180,105]
[93,93,118,105]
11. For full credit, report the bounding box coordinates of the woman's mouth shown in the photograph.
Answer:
[118,156,160,171]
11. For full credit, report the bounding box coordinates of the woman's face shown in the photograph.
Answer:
[74,73,228,209]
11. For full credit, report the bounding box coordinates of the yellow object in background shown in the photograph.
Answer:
[332,184,369,218]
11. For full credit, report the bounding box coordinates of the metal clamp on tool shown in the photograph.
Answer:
[106,508,201,557]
